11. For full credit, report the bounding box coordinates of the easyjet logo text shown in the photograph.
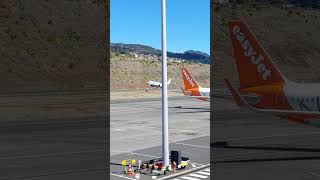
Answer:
[182,69,195,88]
[232,25,271,80]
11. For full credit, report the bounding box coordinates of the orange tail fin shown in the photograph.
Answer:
[228,21,285,89]
[224,78,245,107]
[180,87,186,96]
[181,67,200,90]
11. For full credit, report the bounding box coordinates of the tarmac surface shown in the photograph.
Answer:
[0,89,108,179]
[213,97,320,180]
[110,97,210,180]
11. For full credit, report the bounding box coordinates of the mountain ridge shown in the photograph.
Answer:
[110,43,210,64]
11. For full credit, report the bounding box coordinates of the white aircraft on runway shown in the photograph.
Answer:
[147,79,172,88]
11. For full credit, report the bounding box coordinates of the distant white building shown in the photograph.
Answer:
[130,52,138,58]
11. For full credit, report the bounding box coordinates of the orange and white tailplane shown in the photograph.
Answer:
[181,67,210,101]
[226,20,320,127]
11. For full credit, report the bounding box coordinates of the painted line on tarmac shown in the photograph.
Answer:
[157,164,210,180]
[174,143,210,149]
[110,173,137,180]
[128,152,160,159]
[191,163,205,166]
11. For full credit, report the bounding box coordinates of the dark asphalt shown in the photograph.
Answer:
[0,90,108,180]
[213,98,320,180]
[0,117,107,180]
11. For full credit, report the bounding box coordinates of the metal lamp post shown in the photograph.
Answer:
[161,0,169,168]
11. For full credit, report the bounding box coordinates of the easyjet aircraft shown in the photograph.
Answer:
[181,67,210,101]
[225,20,320,127]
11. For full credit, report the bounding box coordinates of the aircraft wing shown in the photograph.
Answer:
[224,78,320,127]
[248,107,320,127]
[224,78,320,115]
[245,106,320,115]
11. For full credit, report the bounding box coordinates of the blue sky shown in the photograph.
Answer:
[111,0,209,54]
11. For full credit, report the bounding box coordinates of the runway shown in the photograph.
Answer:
[110,97,210,180]
[0,90,108,179]
[213,97,320,180]
[111,97,209,156]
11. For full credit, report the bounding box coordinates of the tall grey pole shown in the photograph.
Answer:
[161,0,169,167]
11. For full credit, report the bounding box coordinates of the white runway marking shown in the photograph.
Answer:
[174,142,209,149]
[180,176,200,180]
[197,171,210,176]
[203,168,210,172]
[110,173,137,180]
[174,167,211,180]
[128,152,160,159]
[191,163,205,166]
[189,173,208,178]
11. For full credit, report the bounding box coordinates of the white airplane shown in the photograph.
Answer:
[147,79,172,88]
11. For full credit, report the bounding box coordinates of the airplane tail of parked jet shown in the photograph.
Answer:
[228,21,287,90]
[182,67,200,90]
[228,20,292,109]
[227,20,320,127]
[181,67,210,101]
